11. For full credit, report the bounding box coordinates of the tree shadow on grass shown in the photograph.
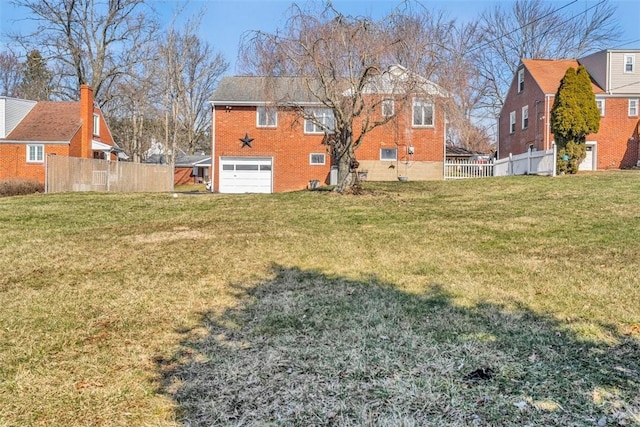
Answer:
[158,266,640,426]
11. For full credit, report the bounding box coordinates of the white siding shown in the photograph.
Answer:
[609,51,640,94]
[0,97,37,138]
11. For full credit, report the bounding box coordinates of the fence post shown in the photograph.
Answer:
[527,146,532,175]
[508,153,513,176]
[552,142,557,177]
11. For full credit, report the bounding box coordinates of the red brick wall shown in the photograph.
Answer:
[214,105,331,193]
[588,98,639,169]
[499,67,549,157]
[0,143,70,183]
[213,98,445,192]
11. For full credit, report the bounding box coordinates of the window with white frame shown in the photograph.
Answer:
[304,108,335,133]
[257,106,277,127]
[380,147,397,161]
[596,98,605,116]
[382,99,394,117]
[412,98,434,126]
[93,114,100,136]
[26,144,44,163]
[522,105,529,129]
[624,54,635,73]
[309,153,325,165]
[629,99,639,116]
[517,68,525,92]
[509,111,516,134]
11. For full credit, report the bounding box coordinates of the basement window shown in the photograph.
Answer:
[310,153,325,165]
[380,148,397,161]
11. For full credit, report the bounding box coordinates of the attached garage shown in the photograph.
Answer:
[219,157,273,193]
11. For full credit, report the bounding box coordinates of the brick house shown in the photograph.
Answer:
[0,85,120,184]
[499,49,640,171]
[209,67,447,193]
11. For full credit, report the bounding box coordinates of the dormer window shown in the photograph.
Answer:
[517,68,525,93]
[93,114,100,136]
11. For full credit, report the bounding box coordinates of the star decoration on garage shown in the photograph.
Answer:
[240,133,254,148]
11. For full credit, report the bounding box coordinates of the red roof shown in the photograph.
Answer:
[522,58,604,94]
[6,101,82,141]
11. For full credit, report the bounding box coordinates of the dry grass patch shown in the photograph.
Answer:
[0,172,639,426]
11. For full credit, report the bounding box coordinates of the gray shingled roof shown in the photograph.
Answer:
[211,76,325,105]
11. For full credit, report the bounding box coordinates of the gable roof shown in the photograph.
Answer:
[522,59,604,95]
[5,101,81,142]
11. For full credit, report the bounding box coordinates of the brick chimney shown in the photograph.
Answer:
[80,84,94,158]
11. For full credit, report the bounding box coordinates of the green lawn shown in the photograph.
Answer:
[1,172,639,426]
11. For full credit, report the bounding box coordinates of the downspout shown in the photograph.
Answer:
[442,109,447,180]
[545,94,551,151]
[210,102,216,193]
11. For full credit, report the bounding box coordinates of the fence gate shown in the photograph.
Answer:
[46,155,173,193]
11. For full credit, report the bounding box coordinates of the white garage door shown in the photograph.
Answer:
[219,157,272,193]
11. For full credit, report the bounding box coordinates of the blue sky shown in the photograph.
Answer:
[1,0,639,74]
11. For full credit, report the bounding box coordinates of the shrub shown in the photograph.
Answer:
[0,179,45,197]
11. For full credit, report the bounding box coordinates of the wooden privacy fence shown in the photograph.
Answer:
[46,155,174,193]
[444,158,494,179]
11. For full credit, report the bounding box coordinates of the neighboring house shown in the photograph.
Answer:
[445,145,493,162]
[209,66,447,193]
[0,85,121,184]
[174,154,211,185]
[499,49,640,171]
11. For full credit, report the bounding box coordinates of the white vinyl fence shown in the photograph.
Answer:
[46,155,174,193]
[444,159,494,179]
[493,146,556,177]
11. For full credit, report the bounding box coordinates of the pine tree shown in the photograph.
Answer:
[19,50,52,101]
[551,65,600,174]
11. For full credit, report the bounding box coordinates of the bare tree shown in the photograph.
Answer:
[10,0,158,107]
[159,14,228,160]
[475,0,621,114]
[239,2,452,192]
[0,50,22,96]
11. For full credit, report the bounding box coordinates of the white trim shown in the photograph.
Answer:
[629,99,639,116]
[380,147,397,161]
[256,106,277,128]
[517,68,525,93]
[412,98,434,127]
[624,54,635,73]
[26,144,44,163]
[309,153,326,165]
[93,113,100,136]
[596,98,605,116]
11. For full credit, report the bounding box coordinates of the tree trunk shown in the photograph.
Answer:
[333,128,359,193]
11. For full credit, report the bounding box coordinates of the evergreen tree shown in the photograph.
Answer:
[19,50,52,101]
[551,65,600,174]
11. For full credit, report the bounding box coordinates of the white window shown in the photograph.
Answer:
[517,68,525,92]
[93,114,100,136]
[309,153,325,165]
[624,54,635,73]
[382,99,394,117]
[509,111,516,134]
[522,105,529,129]
[26,144,44,163]
[596,98,605,116]
[629,99,639,117]
[257,106,277,127]
[412,98,434,126]
[380,147,397,161]
[304,108,335,134]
